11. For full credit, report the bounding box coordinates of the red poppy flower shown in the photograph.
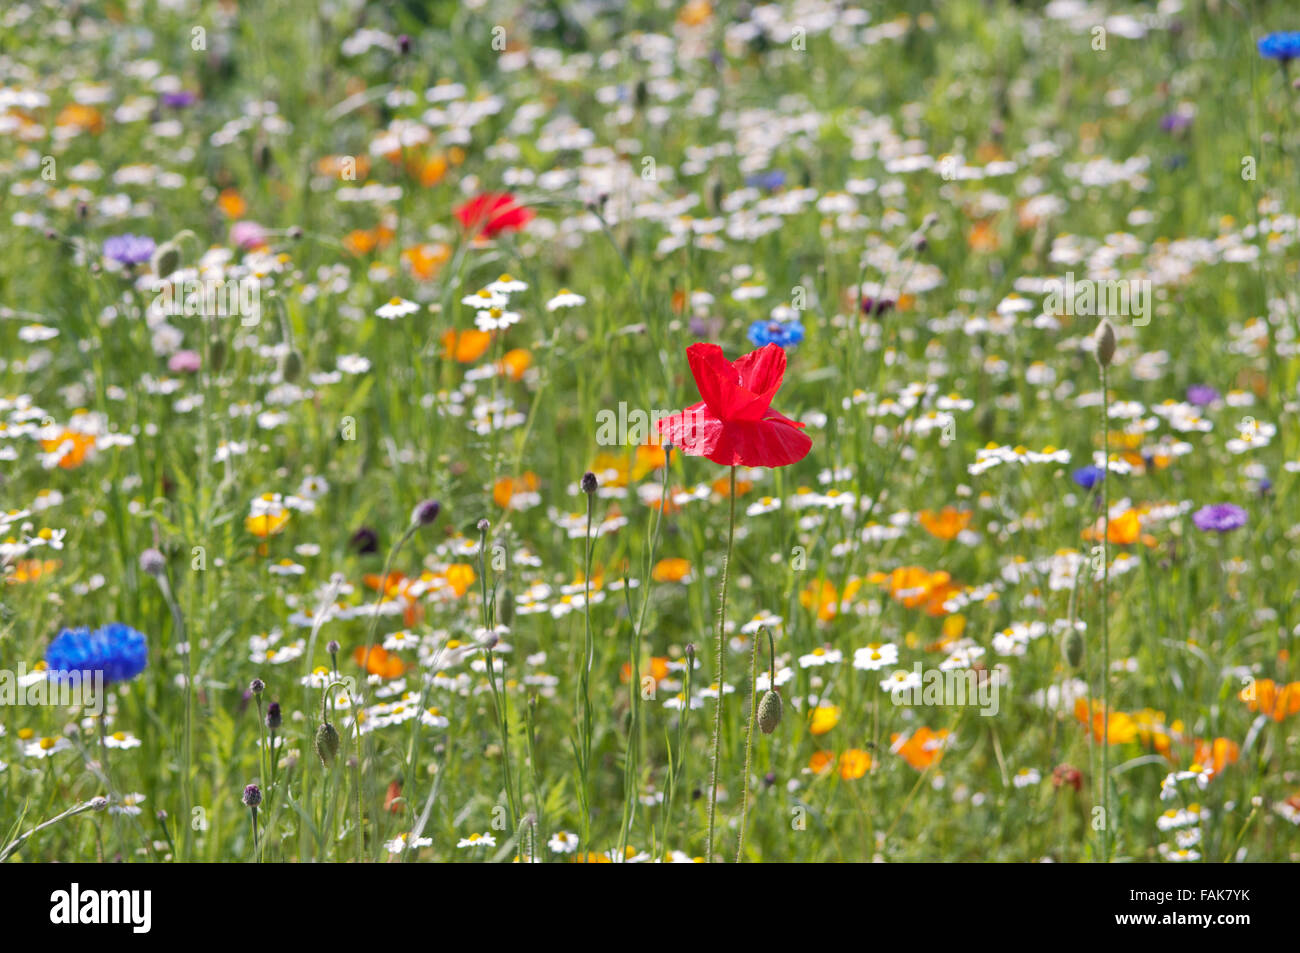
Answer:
[657,342,811,468]
[454,192,534,238]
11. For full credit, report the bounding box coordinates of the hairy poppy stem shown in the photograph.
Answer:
[1100,361,1111,863]
[735,625,769,862]
[706,465,738,861]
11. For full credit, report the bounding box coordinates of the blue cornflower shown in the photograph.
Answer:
[46,623,148,683]
[102,234,156,266]
[1259,32,1300,61]
[1071,465,1105,491]
[747,319,804,349]
[745,170,787,191]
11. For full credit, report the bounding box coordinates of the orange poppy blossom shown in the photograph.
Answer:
[651,557,692,583]
[1191,737,1239,777]
[7,558,60,584]
[39,429,96,469]
[497,348,532,381]
[315,154,372,181]
[342,224,395,256]
[1238,678,1300,722]
[799,577,865,623]
[808,750,835,775]
[55,103,105,134]
[1073,698,1139,745]
[492,471,540,509]
[619,656,671,686]
[441,328,493,363]
[918,506,972,540]
[839,748,873,780]
[870,566,960,617]
[891,726,949,771]
[216,188,247,218]
[401,242,452,281]
[353,644,405,679]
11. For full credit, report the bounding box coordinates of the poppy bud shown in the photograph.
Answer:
[151,240,181,279]
[497,587,515,627]
[278,348,303,382]
[1061,627,1083,669]
[315,721,340,766]
[758,690,783,734]
[1094,319,1116,369]
[207,335,226,373]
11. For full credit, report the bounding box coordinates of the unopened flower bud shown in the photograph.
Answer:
[315,721,340,767]
[411,498,441,526]
[758,690,783,734]
[139,548,166,576]
[1094,319,1116,369]
[242,783,262,808]
[580,471,598,495]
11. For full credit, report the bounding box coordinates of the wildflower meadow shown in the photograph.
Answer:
[1,0,1298,892]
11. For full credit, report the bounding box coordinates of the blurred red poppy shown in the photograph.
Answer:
[454,192,534,238]
[657,342,811,468]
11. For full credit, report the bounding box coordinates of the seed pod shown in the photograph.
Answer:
[314,721,340,767]
[757,690,783,734]
[1094,319,1116,369]
[1061,627,1084,669]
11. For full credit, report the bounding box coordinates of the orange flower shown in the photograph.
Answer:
[441,328,492,362]
[216,188,247,218]
[444,563,477,597]
[39,429,96,469]
[838,748,873,780]
[808,750,835,775]
[678,0,713,26]
[353,645,405,679]
[1073,698,1138,744]
[633,443,670,480]
[315,154,371,180]
[800,577,863,622]
[402,242,452,281]
[7,558,59,584]
[620,656,670,685]
[891,726,949,771]
[651,557,692,583]
[918,507,972,541]
[493,472,540,509]
[498,348,532,381]
[342,224,395,256]
[1192,737,1239,776]
[1238,678,1300,722]
[712,475,753,497]
[55,103,104,134]
[967,219,1000,253]
[363,571,409,598]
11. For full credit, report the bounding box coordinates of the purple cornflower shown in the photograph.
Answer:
[102,234,155,266]
[1186,384,1219,407]
[1192,503,1247,533]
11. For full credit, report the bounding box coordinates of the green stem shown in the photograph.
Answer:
[705,465,738,862]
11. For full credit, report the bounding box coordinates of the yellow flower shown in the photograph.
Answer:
[809,705,841,736]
